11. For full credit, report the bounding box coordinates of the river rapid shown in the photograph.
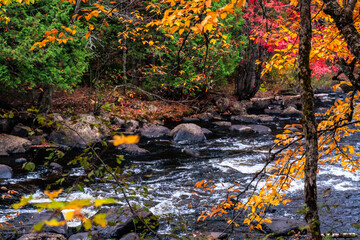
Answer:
[0,94,359,239]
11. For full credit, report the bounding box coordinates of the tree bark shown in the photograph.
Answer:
[235,40,264,100]
[298,0,321,239]
[323,0,360,61]
[38,84,53,114]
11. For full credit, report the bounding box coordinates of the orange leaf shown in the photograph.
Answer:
[44,189,63,199]
[113,135,140,146]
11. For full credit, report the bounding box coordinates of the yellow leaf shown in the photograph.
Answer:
[113,135,140,146]
[93,213,107,227]
[13,195,33,210]
[94,198,117,207]
[44,219,66,226]
[65,211,74,220]
[83,218,92,230]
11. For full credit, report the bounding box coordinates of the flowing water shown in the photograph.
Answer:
[0,94,359,238]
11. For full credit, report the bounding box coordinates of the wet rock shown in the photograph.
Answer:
[261,217,306,236]
[0,118,14,133]
[230,125,254,135]
[68,231,102,240]
[334,86,344,93]
[215,97,230,112]
[28,134,47,145]
[230,101,249,115]
[231,114,274,124]
[15,157,27,164]
[198,112,215,122]
[339,82,353,93]
[17,233,67,240]
[213,121,231,128]
[0,134,32,156]
[116,144,149,155]
[114,117,125,127]
[281,106,302,116]
[281,95,301,108]
[248,124,272,134]
[183,148,200,157]
[250,97,272,110]
[1,212,68,240]
[93,207,158,239]
[51,113,64,122]
[0,164,13,178]
[170,123,206,143]
[49,114,110,148]
[120,233,139,240]
[124,120,140,133]
[201,128,213,136]
[264,107,282,115]
[195,232,229,239]
[49,162,63,174]
[182,117,200,123]
[11,124,32,138]
[140,125,170,138]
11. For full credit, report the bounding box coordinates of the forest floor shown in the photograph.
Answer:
[0,84,281,122]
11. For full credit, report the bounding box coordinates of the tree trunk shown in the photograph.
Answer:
[235,40,264,100]
[298,0,321,239]
[38,84,53,113]
[323,0,360,61]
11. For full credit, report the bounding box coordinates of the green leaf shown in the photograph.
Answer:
[33,222,45,232]
[23,162,35,172]
[12,195,33,210]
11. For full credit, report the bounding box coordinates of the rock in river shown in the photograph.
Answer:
[92,207,158,239]
[140,124,170,138]
[170,123,206,143]
[1,212,68,240]
[0,134,31,156]
[0,164,13,179]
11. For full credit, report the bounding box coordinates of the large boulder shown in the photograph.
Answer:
[230,125,254,135]
[11,124,32,138]
[116,144,149,155]
[139,125,170,138]
[1,212,68,240]
[49,114,110,148]
[0,164,13,179]
[230,100,251,115]
[248,124,272,134]
[17,233,67,240]
[281,106,302,117]
[262,217,306,237]
[0,118,14,133]
[281,95,301,108]
[68,231,101,240]
[215,97,230,112]
[93,207,158,239]
[170,123,206,143]
[250,97,273,110]
[124,120,140,133]
[213,121,231,128]
[120,233,139,240]
[231,114,274,124]
[0,134,32,156]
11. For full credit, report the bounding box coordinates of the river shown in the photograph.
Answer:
[0,94,359,239]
